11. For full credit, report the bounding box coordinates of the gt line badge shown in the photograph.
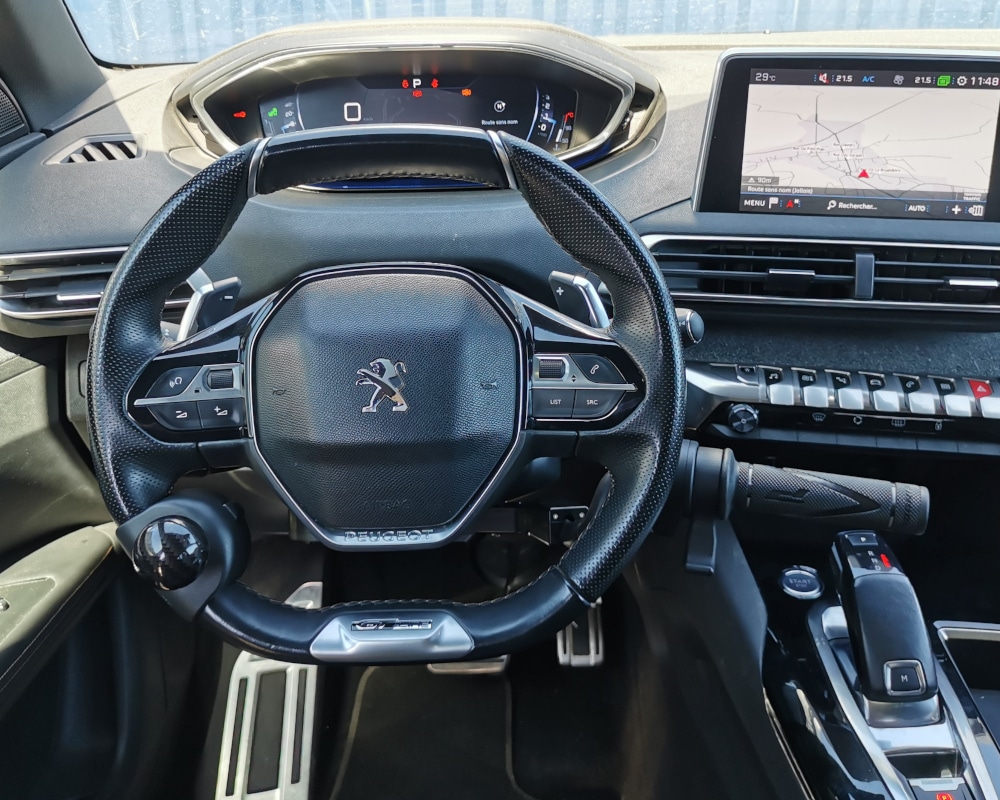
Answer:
[356,358,408,412]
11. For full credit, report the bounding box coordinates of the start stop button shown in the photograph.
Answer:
[780,566,823,600]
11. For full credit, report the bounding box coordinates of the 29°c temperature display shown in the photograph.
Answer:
[259,75,578,153]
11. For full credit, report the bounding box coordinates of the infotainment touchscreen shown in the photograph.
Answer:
[742,69,1000,219]
[697,55,1000,221]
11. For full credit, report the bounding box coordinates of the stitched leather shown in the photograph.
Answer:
[499,132,685,601]
[88,144,257,522]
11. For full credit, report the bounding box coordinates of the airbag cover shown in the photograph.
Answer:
[250,268,519,532]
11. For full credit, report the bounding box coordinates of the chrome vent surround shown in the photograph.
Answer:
[58,136,141,164]
[0,247,191,320]
[644,235,1000,313]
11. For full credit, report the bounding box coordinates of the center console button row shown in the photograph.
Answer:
[827,371,865,410]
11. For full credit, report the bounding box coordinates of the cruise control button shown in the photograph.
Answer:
[573,390,624,419]
[147,367,200,398]
[197,399,245,429]
[148,402,201,431]
[872,390,901,413]
[571,355,624,384]
[532,389,574,418]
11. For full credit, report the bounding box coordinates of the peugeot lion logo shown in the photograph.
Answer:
[356,358,408,413]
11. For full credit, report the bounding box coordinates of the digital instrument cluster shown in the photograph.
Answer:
[259,75,578,154]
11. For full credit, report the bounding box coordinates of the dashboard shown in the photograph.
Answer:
[4,21,1000,463]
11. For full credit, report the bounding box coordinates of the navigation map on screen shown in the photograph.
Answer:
[739,69,1000,220]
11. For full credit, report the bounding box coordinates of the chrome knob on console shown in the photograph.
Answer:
[727,403,759,434]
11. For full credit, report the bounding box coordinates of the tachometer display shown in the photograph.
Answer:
[259,75,577,153]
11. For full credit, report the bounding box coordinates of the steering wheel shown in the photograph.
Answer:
[87,126,686,664]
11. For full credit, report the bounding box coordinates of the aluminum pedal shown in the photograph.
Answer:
[556,597,604,667]
[215,582,321,800]
[426,654,509,675]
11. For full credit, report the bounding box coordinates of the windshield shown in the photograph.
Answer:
[65,0,993,65]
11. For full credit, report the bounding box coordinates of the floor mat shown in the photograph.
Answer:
[330,666,536,800]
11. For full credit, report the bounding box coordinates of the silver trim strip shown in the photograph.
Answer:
[0,247,206,321]
[310,610,473,662]
[810,605,913,800]
[0,246,128,266]
[188,41,635,169]
[245,136,270,199]
[487,130,518,190]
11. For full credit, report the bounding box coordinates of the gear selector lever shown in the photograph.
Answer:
[832,531,938,705]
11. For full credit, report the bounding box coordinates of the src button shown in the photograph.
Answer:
[573,390,623,419]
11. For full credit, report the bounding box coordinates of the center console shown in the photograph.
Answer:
[687,362,1000,456]
[758,529,1000,800]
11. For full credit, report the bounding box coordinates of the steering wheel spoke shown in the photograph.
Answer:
[127,299,262,446]
[506,289,645,433]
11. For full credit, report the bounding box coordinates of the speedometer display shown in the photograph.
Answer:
[259,75,578,153]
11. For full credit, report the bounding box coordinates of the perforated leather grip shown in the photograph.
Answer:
[736,463,930,536]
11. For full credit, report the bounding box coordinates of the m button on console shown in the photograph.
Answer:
[533,389,574,418]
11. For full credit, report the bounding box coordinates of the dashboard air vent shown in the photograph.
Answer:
[59,137,141,164]
[0,247,190,321]
[645,236,1000,313]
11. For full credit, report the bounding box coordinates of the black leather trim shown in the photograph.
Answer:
[88,144,256,522]
[90,126,684,661]
[202,567,586,663]
[253,126,511,194]
[499,131,685,602]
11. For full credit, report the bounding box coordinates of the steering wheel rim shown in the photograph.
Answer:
[88,125,686,663]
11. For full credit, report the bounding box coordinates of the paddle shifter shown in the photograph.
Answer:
[832,531,938,705]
